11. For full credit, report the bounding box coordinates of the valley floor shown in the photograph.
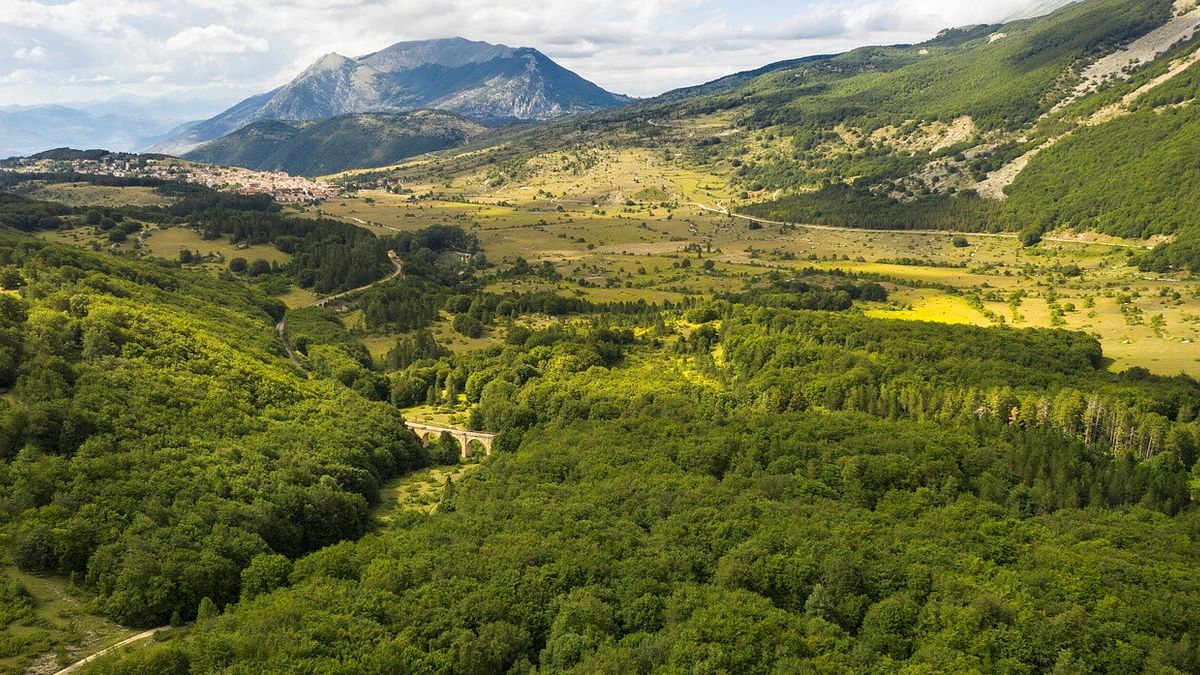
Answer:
[301,146,1198,378]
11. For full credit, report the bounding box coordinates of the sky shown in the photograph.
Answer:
[0,0,1074,114]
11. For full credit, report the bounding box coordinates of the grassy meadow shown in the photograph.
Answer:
[291,146,1200,377]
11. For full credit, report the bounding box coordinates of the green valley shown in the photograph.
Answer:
[2,0,1200,672]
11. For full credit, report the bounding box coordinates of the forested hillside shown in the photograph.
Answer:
[718,0,1200,268]
[0,231,429,633]
[184,111,486,176]
[77,302,1200,673]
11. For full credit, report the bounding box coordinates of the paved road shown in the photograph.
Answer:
[311,251,403,308]
[52,627,169,675]
[276,251,403,367]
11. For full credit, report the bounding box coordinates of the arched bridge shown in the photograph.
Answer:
[405,422,495,458]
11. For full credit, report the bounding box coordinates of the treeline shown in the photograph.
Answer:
[159,182,278,217]
[0,171,167,191]
[0,192,70,232]
[1138,227,1200,273]
[741,183,1003,232]
[719,308,1199,462]
[193,209,392,294]
[717,277,887,311]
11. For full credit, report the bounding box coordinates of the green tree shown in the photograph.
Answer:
[240,553,293,602]
[454,313,484,338]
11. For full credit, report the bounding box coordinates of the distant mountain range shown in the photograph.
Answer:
[183,110,486,176]
[152,37,631,156]
[0,104,196,159]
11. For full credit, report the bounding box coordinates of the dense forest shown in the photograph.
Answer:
[77,303,1200,673]
[2,187,1198,671]
[0,231,428,631]
[0,203,1174,670]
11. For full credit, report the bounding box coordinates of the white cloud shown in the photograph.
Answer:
[12,45,45,61]
[164,25,269,55]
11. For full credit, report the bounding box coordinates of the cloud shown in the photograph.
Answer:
[164,25,269,55]
[12,45,45,61]
[0,0,1077,106]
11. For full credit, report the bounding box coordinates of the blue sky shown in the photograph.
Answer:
[0,0,1072,113]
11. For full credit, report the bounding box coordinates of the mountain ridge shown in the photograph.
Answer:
[151,37,631,155]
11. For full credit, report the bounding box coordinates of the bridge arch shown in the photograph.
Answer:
[465,438,487,457]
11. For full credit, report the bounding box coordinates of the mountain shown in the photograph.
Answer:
[0,96,234,158]
[183,110,486,176]
[153,37,631,155]
[0,105,184,158]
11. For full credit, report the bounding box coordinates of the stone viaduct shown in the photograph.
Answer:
[404,421,495,458]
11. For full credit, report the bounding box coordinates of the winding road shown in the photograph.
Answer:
[312,250,404,309]
[276,250,404,368]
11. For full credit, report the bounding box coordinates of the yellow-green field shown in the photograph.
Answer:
[400,404,472,428]
[867,290,990,326]
[38,225,291,276]
[140,227,291,269]
[373,464,477,520]
[304,145,1199,378]
[277,286,321,309]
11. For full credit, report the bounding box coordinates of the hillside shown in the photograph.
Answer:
[183,111,486,176]
[153,38,630,154]
[0,228,430,665]
[362,0,1200,270]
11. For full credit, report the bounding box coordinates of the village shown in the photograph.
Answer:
[0,153,342,203]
